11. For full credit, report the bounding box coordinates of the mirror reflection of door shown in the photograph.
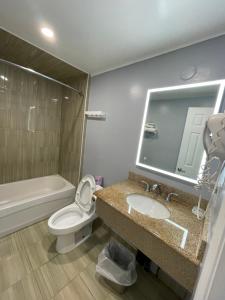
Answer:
[175,107,213,179]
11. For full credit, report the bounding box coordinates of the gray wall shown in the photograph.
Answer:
[141,96,214,173]
[83,35,225,194]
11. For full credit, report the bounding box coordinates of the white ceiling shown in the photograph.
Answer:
[0,0,225,75]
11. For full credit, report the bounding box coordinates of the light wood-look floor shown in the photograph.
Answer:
[0,220,180,300]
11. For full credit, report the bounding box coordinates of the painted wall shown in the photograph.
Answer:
[83,35,225,194]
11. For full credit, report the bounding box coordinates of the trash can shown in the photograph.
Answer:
[96,239,137,293]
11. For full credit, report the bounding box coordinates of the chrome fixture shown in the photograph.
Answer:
[165,192,178,202]
[150,184,161,195]
[140,180,151,192]
[0,58,83,96]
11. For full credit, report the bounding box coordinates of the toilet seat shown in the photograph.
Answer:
[75,174,96,212]
[48,203,96,235]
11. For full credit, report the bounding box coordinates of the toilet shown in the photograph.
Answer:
[48,174,98,254]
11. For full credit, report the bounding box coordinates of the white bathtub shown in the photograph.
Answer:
[0,175,75,237]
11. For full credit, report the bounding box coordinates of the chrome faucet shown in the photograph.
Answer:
[150,183,161,195]
[165,192,178,202]
[140,180,150,192]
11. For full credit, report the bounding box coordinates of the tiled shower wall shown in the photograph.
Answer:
[0,61,63,184]
[59,78,88,187]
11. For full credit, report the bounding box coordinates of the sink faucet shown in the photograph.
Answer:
[150,183,161,195]
[140,180,150,192]
[165,192,178,202]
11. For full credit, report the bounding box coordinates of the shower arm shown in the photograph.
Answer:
[0,58,83,97]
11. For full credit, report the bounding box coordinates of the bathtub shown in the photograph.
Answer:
[0,175,75,237]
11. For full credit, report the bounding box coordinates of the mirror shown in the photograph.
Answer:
[136,80,225,184]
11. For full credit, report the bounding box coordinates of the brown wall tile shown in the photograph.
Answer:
[0,61,62,183]
[59,77,88,187]
[0,61,88,186]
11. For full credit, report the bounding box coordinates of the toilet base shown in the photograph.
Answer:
[56,223,93,254]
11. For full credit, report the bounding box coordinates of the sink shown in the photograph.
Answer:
[126,194,170,219]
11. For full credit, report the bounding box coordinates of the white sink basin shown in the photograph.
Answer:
[126,194,170,219]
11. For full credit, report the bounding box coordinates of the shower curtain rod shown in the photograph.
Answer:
[0,58,83,96]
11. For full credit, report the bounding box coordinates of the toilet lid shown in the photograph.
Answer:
[75,175,96,212]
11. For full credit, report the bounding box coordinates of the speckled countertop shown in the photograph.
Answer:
[95,179,204,266]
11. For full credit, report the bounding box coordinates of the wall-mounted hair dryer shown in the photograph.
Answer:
[194,113,225,219]
[203,113,225,161]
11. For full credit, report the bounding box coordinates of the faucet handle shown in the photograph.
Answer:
[140,180,150,192]
[151,183,161,189]
[150,183,161,194]
[166,192,178,202]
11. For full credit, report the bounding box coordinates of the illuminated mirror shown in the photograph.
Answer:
[136,80,225,184]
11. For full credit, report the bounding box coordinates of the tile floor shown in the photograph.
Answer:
[0,220,181,300]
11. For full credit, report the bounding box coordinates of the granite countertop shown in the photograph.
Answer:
[95,179,205,266]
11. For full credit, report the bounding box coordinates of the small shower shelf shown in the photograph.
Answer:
[85,111,106,119]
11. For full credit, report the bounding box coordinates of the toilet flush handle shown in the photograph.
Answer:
[92,195,97,202]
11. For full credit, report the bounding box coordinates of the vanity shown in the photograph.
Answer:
[96,80,224,292]
[95,172,207,292]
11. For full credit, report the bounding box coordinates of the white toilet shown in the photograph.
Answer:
[48,174,98,254]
